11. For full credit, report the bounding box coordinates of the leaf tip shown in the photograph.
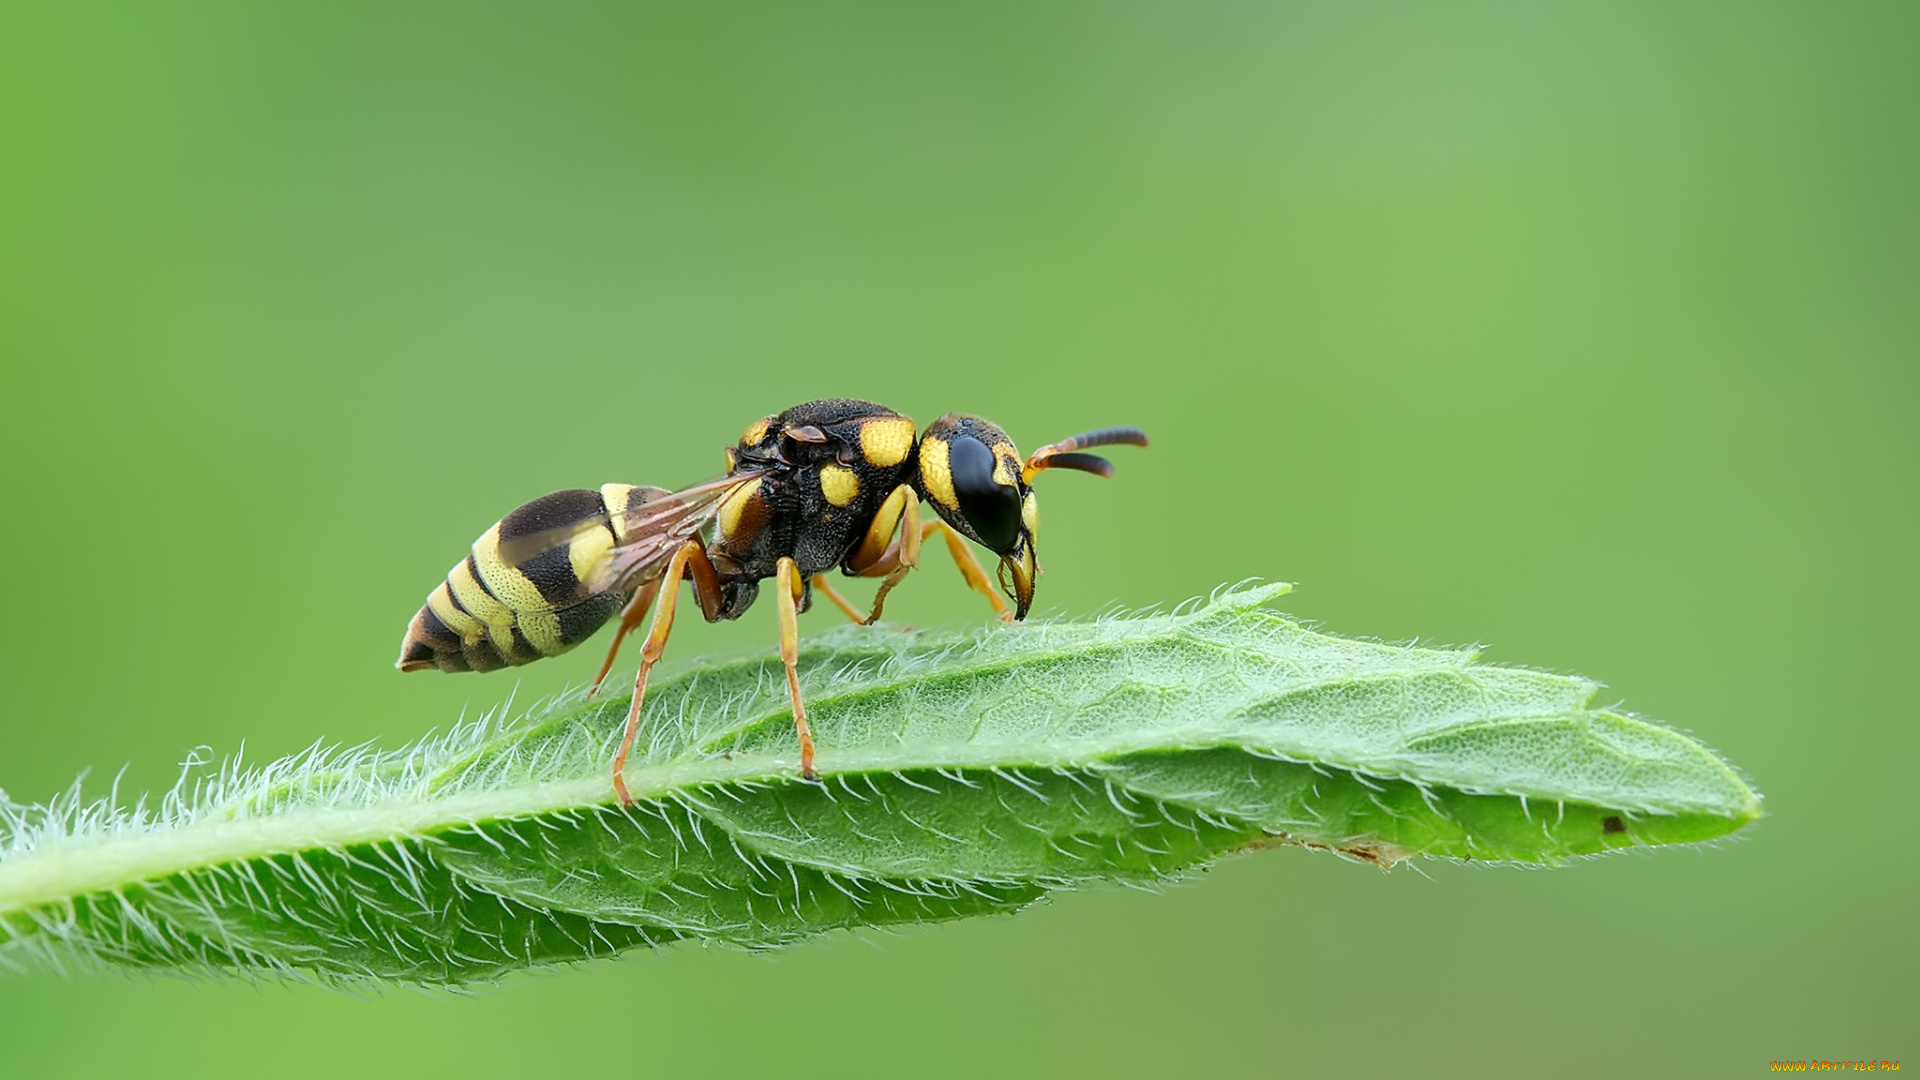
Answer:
[1208,579,1294,611]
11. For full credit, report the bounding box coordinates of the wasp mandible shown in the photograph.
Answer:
[397,399,1147,803]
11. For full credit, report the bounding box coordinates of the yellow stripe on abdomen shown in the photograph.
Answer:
[449,556,515,629]
[427,579,484,639]
[515,610,566,655]
[445,557,522,660]
[470,522,593,659]
[567,524,616,594]
[400,484,662,674]
[472,525,555,615]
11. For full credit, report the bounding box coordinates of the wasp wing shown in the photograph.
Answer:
[594,473,758,593]
[491,473,763,598]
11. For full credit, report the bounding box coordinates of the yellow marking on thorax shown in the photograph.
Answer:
[742,416,772,446]
[820,464,860,507]
[717,476,765,541]
[859,417,917,467]
[919,437,957,511]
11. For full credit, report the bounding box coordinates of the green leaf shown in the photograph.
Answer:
[0,584,1760,985]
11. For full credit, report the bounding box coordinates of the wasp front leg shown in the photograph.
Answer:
[809,575,868,625]
[611,538,724,805]
[926,521,1013,622]
[843,483,1011,624]
[840,484,925,624]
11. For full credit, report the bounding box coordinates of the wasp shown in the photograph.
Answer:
[397,399,1147,803]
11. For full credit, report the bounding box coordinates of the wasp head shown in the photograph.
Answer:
[917,414,1040,619]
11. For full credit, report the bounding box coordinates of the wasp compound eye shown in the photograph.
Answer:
[947,435,1022,553]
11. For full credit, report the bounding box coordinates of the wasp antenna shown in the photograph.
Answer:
[1027,452,1115,480]
[1024,426,1146,482]
[1040,426,1149,454]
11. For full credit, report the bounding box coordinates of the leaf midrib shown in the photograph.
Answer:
[0,696,1623,920]
[0,599,1742,921]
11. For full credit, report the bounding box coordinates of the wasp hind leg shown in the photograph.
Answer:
[611,538,724,806]
[589,578,661,697]
[776,557,819,780]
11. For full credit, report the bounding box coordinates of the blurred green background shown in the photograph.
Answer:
[1,2,1912,1075]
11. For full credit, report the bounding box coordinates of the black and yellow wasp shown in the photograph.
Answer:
[398,399,1146,802]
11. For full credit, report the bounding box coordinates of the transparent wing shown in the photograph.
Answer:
[492,473,764,592]
[597,473,757,592]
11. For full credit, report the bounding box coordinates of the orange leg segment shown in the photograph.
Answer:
[838,482,1011,624]
[932,522,1013,622]
[858,492,924,624]
[776,557,818,780]
[845,484,917,574]
[590,578,660,697]
[611,538,723,805]
[812,575,867,624]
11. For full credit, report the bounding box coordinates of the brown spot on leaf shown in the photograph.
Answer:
[1603,815,1626,835]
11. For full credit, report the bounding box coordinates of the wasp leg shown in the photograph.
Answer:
[845,485,1009,623]
[611,538,723,806]
[811,575,867,624]
[856,521,1009,624]
[926,521,1013,622]
[845,484,917,574]
[596,543,725,697]
[842,485,924,624]
[589,579,661,697]
[776,557,819,780]
[863,521,929,624]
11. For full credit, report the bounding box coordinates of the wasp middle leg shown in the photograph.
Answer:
[776,556,819,781]
[611,538,724,805]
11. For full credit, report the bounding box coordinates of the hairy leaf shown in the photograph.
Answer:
[0,584,1760,985]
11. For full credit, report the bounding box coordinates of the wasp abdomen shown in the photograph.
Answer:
[397,483,665,674]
